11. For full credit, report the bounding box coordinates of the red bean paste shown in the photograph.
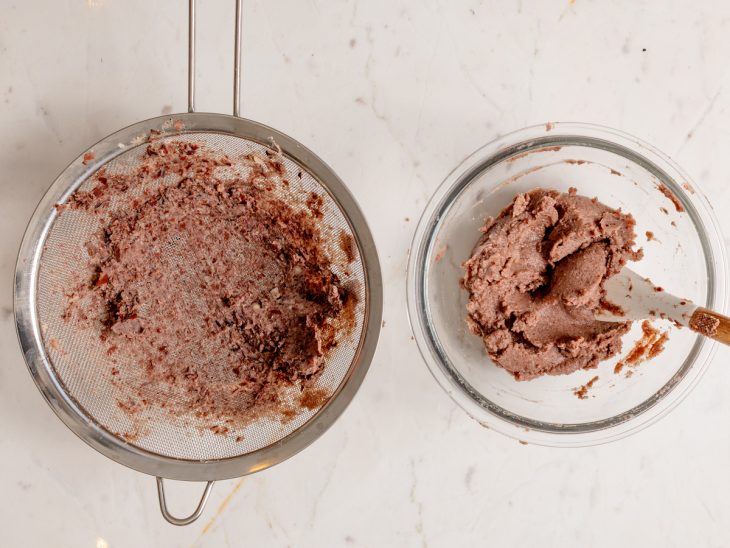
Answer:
[61,137,354,433]
[463,188,642,380]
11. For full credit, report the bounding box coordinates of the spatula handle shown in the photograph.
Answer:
[689,307,730,345]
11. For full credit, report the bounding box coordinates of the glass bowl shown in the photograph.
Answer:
[407,122,727,447]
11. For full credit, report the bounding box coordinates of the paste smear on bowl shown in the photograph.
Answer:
[462,188,642,380]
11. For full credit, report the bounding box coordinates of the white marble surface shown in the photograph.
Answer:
[3,0,730,546]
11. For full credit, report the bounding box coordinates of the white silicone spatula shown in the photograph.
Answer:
[595,267,730,345]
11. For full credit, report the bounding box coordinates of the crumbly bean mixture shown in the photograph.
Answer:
[61,137,353,434]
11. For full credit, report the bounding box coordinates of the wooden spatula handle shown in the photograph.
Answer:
[689,307,730,345]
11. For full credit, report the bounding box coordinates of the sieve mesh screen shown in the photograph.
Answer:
[36,132,366,461]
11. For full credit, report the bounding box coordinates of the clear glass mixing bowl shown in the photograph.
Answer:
[407,122,727,446]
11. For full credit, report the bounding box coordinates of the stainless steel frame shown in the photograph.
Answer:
[14,0,382,525]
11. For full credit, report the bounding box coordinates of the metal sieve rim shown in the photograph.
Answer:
[14,112,383,481]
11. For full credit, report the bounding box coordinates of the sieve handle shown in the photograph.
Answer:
[156,477,215,526]
[188,0,243,117]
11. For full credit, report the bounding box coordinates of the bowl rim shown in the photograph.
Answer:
[406,121,728,447]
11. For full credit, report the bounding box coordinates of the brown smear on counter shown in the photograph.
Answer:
[61,138,353,436]
[196,477,246,540]
[657,184,685,212]
[659,207,669,215]
[645,231,654,241]
[573,376,599,400]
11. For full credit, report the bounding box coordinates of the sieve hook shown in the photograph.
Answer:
[156,477,215,526]
[188,0,243,116]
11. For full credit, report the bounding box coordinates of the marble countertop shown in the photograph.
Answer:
[3,1,730,546]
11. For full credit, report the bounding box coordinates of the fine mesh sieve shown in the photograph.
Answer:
[14,0,381,526]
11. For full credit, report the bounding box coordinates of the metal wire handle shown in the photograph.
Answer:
[155,0,243,525]
[188,0,243,116]
[157,478,215,526]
